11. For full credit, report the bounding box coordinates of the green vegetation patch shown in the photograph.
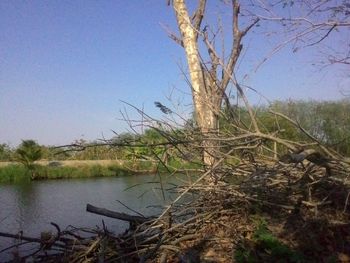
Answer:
[44,164,130,179]
[235,219,304,263]
[0,164,30,183]
[0,158,200,184]
[0,163,133,183]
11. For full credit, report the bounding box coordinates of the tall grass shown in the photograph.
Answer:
[0,159,199,184]
[43,165,132,179]
[0,165,30,183]
[0,164,133,183]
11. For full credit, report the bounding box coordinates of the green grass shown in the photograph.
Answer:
[121,160,157,172]
[0,159,201,184]
[120,158,201,173]
[0,164,133,183]
[157,158,202,173]
[0,165,30,183]
[234,218,304,263]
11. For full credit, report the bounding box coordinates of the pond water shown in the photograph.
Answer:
[0,174,192,260]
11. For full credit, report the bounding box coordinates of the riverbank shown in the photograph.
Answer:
[0,159,201,183]
[0,163,131,183]
[0,159,151,168]
[2,158,349,262]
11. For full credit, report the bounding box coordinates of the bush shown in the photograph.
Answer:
[235,219,304,263]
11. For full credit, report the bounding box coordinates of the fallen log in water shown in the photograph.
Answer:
[0,232,40,243]
[86,203,154,224]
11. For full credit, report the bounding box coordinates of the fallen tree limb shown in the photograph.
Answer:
[86,203,154,223]
[0,232,40,243]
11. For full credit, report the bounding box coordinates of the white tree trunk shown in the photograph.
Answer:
[173,0,218,166]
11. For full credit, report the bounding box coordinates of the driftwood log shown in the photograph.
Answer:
[86,203,154,224]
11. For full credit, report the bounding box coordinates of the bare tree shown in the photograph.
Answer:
[249,0,350,68]
[169,0,259,167]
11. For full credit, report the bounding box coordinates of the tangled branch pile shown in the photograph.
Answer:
[2,105,350,262]
[2,154,350,262]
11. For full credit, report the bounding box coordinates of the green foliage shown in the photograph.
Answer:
[269,99,350,156]
[40,145,58,160]
[44,165,126,179]
[65,129,169,161]
[235,219,304,263]
[219,99,350,157]
[234,248,256,263]
[15,140,43,168]
[0,163,132,183]
[2,99,349,163]
[69,139,124,160]
[254,222,301,261]
[14,140,43,179]
[0,165,30,183]
[0,143,12,161]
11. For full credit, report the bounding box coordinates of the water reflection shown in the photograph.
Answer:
[0,175,191,262]
[0,174,187,258]
[14,182,39,233]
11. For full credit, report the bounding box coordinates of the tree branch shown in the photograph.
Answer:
[86,204,154,224]
[221,0,259,90]
[160,23,184,47]
[192,0,206,41]
[306,23,337,47]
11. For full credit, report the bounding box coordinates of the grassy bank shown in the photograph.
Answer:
[0,164,133,183]
[0,165,30,183]
[0,159,201,184]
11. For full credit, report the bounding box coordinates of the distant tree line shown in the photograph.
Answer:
[219,99,350,156]
[265,99,350,156]
[0,129,169,162]
[1,99,349,163]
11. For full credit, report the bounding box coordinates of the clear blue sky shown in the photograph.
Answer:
[0,1,347,147]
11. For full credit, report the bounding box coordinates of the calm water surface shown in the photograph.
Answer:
[0,174,190,259]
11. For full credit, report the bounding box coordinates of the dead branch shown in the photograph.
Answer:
[86,204,154,224]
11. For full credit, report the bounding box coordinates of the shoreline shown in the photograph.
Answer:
[0,160,201,184]
[0,159,154,167]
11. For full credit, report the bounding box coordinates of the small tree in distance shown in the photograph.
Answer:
[0,143,12,161]
[16,140,43,179]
